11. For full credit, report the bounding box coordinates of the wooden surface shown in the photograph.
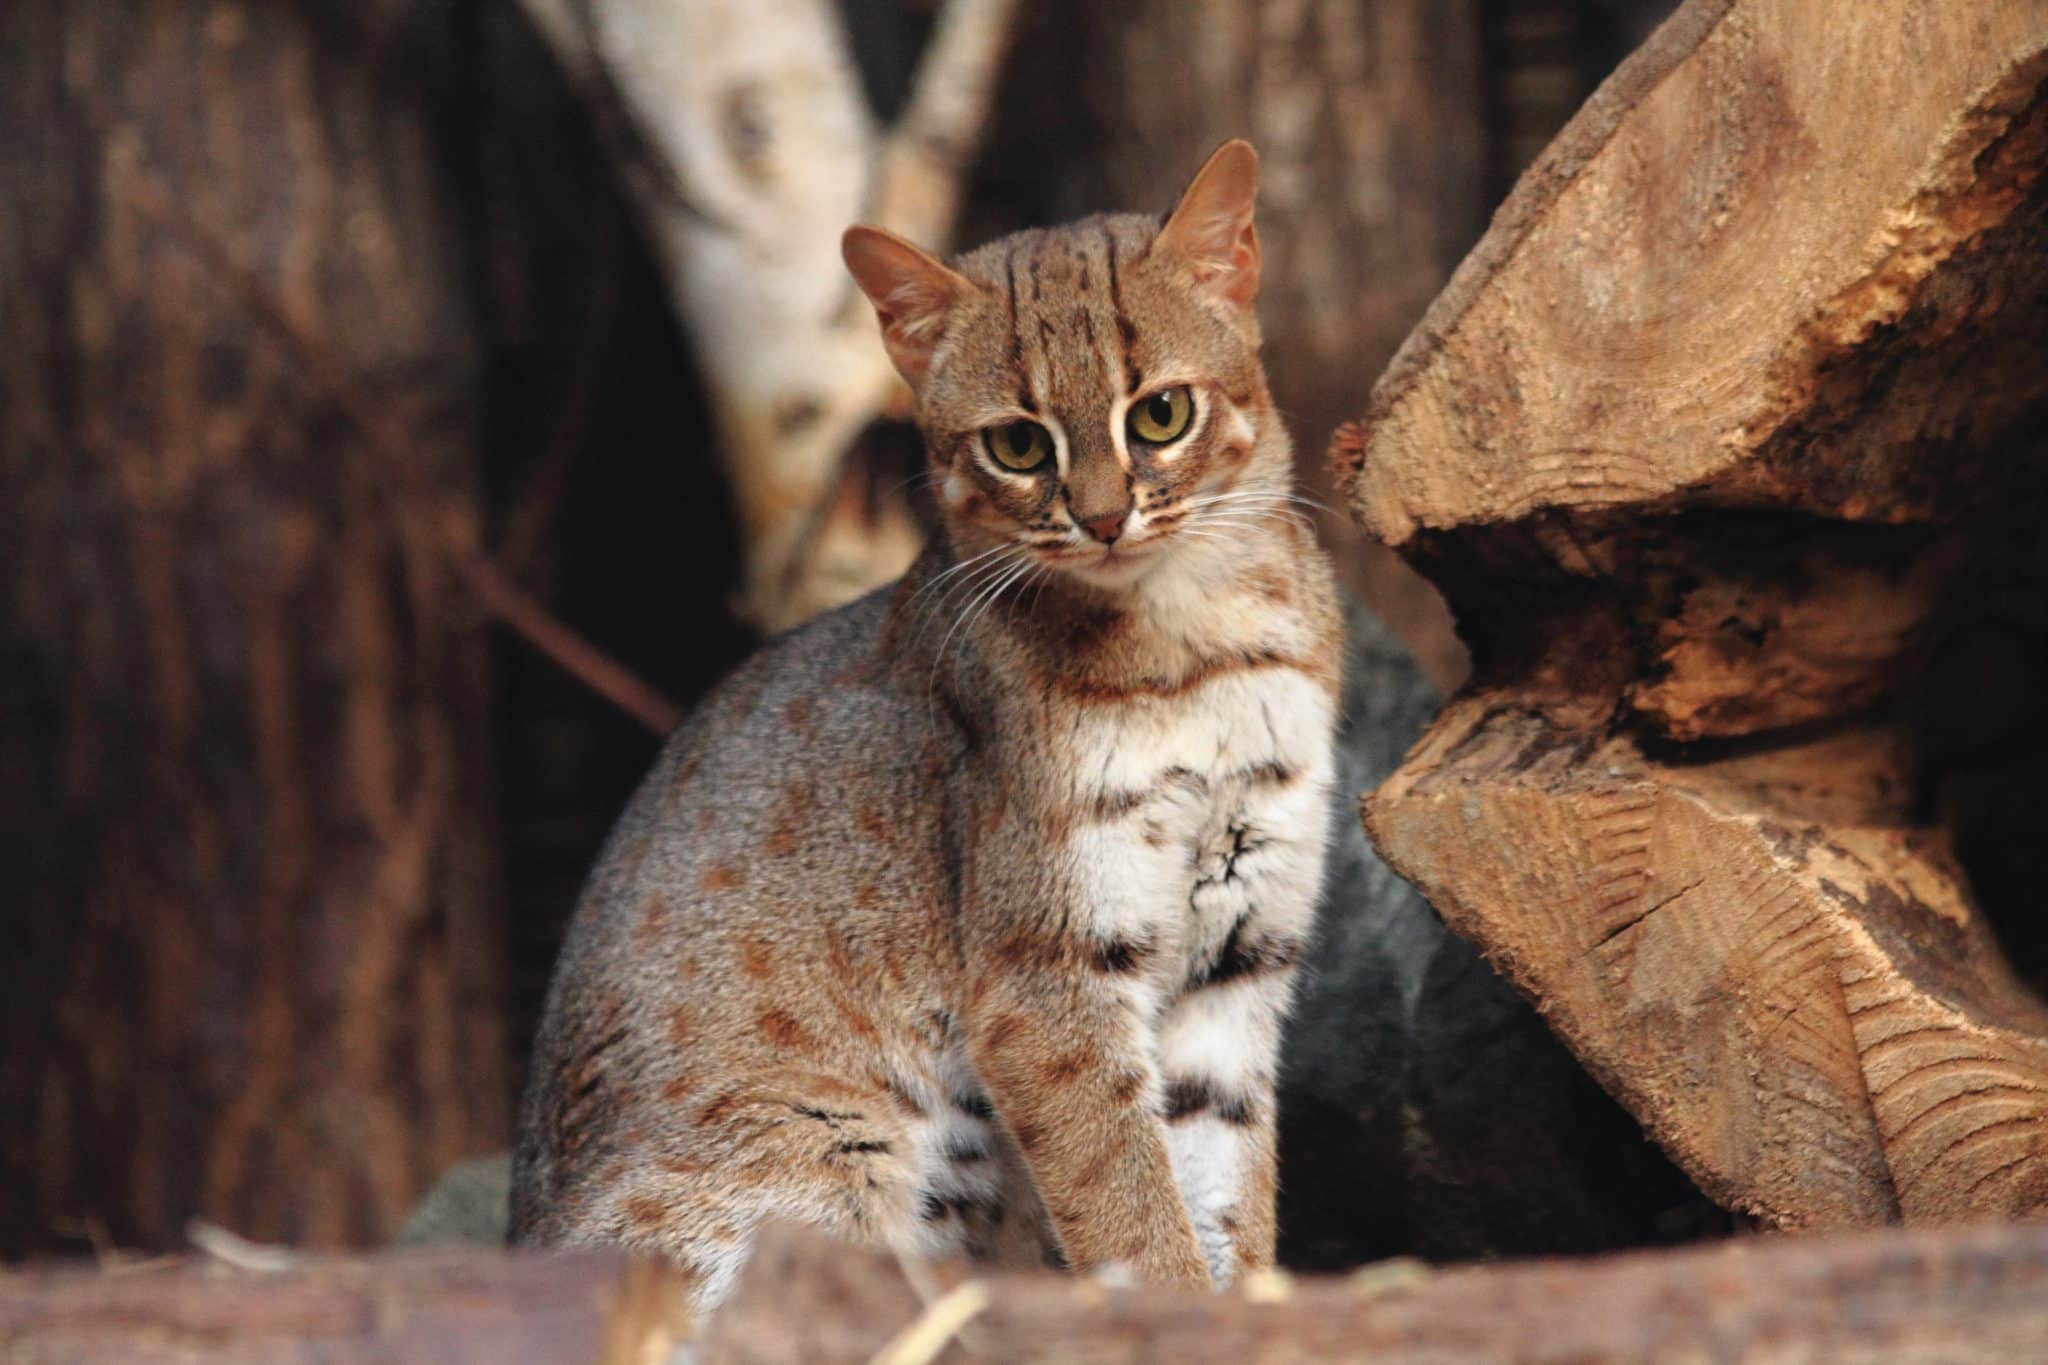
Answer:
[0,1250,690,1365]
[708,1220,2048,1362]
[0,0,508,1252]
[1340,0,2048,1229]
[1347,0,2048,550]
[7,1222,2048,1363]
[1367,707,2048,1226]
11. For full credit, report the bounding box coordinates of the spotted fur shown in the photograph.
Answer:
[511,142,1340,1315]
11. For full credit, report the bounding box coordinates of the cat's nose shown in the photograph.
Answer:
[1079,510,1127,544]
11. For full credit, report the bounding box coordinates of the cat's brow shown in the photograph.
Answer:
[1102,224,1143,392]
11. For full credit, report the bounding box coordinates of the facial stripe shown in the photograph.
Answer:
[1102,224,1144,391]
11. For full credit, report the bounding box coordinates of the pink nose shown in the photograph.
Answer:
[1080,512,1126,544]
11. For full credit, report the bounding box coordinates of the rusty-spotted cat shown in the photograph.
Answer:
[512,141,1341,1315]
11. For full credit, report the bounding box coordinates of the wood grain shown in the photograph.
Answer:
[1338,0,2048,1228]
[9,1222,2048,1362]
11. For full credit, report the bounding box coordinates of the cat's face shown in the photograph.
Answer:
[845,142,1282,591]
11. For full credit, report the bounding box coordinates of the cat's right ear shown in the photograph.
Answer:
[842,226,971,385]
[1156,139,1262,311]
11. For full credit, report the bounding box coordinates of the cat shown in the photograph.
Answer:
[510,140,1343,1314]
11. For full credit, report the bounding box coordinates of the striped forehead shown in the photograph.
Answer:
[999,222,1149,417]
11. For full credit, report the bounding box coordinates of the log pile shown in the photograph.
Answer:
[1340,0,2048,1227]
[5,1221,2048,1362]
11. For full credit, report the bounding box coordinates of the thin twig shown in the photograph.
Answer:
[867,1279,990,1365]
[452,552,681,733]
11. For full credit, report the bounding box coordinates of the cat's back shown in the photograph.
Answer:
[512,582,966,1239]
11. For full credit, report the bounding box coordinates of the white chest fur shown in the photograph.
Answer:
[1056,664,1336,971]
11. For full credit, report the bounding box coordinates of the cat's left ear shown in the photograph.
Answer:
[842,225,973,384]
[1156,139,1262,310]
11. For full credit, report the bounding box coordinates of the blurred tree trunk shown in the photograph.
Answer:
[0,0,506,1254]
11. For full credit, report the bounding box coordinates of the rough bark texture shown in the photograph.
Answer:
[9,1222,2048,1362]
[0,0,507,1254]
[1341,0,2048,1228]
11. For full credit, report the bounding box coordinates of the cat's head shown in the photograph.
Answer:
[843,141,1286,591]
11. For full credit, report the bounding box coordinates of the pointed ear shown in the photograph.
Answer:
[842,225,972,384]
[1155,139,1262,310]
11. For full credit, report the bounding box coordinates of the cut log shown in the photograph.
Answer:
[708,1221,2048,1362]
[1339,0,2048,1227]
[6,1222,2048,1363]
[0,0,507,1252]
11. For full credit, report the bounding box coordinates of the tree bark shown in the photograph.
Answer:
[0,0,507,1254]
[1341,0,2048,1227]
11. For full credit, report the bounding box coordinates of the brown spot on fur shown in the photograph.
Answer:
[1109,1070,1145,1105]
[624,1195,669,1229]
[1245,565,1293,606]
[855,882,881,910]
[858,806,892,844]
[766,823,799,856]
[1050,648,1311,704]
[838,1001,880,1042]
[995,933,1078,971]
[1012,1119,1045,1152]
[1042,1049,1090,1083]
[635,894,666,948]
[696,1091,743,1126]
[658,1154,712,1177]
[738,937,773,980]
[662,1075,697,1104]
[982,1011,1031,1054]
[667,1006,695,1046]
[824,928,854,978]
[700,863,742,893]
[757,1008,811,1050]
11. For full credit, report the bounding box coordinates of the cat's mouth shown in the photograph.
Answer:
[1034,535,1168,586]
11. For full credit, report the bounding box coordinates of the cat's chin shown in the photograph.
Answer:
[1044,539,1171,591]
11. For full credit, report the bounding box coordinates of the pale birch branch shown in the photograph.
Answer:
[517,0,1021,631]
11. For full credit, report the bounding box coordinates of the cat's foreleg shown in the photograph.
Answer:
[961,944,1211,1286]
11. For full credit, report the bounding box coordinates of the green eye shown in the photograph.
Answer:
[1128,386,1193,444]
[986,419,1053,471]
